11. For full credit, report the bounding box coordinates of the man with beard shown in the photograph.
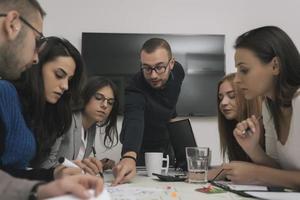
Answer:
[113,38,185,185]
[0,1,103,199]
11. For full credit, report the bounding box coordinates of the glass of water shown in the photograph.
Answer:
[185,147,209,183]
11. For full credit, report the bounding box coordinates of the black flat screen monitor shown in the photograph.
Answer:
[82,33,225,116]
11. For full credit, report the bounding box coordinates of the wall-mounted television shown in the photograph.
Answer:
[81,33,225,116]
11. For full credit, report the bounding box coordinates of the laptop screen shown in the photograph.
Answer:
[167,119,197,171]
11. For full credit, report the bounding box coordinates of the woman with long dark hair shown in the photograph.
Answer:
[223,26,300,189]
[17,36,85,166]
[42,76,119,175]
[1,36,86,180]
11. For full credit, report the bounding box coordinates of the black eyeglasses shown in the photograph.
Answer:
[141,59,172,75]
[94,93,115,107]
[0,13,47,52]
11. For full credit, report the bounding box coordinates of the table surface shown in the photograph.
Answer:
[104,169,255,200]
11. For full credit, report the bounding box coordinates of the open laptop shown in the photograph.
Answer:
[167,119,198,171]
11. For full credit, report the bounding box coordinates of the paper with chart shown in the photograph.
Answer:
[106,183,181,200]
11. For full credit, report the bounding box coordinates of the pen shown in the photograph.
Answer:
[58,157,80,168]
[242,116,262,135]
[211,168,225,182]
[58,157,85,174]
[91,147,104,179]
[92,146,97,158]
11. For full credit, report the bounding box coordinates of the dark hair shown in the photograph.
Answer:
[141,38,172,59]
[78,76,119,148]
[218,73,262,161]
[234,26,300,135]
[0,0,46,19]
[14,36,86,162]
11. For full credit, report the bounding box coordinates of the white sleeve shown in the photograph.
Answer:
[0,170,39,200]
[262,102,279,162]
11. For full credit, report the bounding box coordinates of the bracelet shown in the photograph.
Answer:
[28,182,45,200]
[121,155,137,163]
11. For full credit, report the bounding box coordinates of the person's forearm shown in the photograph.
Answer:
[256,166,300,189]
[3,167,55,181]
[0,170,40,200]
[120,110,144,154]
[120,89,145,154]
[246,146,280,168]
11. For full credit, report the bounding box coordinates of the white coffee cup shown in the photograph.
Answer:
[145,152,169,177]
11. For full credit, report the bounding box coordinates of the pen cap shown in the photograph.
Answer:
[58,157,65,164]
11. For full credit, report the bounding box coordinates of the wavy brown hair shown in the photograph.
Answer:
[218,73,263,161]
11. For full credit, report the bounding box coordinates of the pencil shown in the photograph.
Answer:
[211,168,225,182]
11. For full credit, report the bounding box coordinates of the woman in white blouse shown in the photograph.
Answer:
[223,26,300,189]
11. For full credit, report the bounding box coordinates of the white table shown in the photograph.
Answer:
[104,170,255,200]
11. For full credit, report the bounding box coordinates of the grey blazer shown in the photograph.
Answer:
[40,112,97,169]
[0,170,39,200]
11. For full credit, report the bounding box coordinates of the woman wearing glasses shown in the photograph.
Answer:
[42,76,119,175]
[1,36,86,181]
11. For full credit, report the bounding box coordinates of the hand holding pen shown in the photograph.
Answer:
[233,115,263,154]
[74,157,103,177]
[91,146,104,178]
[241,116,262,136]
[234,115,262,136]
[211,168,226,182]
[93,146,115,171]
[58,156,103,177]
[53,157,83,179]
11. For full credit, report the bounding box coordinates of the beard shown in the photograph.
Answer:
[145,71,171,89]
[0,29,30,80]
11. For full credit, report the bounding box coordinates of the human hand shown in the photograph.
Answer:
[36,174,103,199]
[53,165,82,179]
[101,158,116,171]
[222,161,260,185]
[207,166,227,181]
[112,157,136,186]
[74,157,103,176]
[233,115,262,153]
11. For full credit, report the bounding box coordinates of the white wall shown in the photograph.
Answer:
[39,0,300,165]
